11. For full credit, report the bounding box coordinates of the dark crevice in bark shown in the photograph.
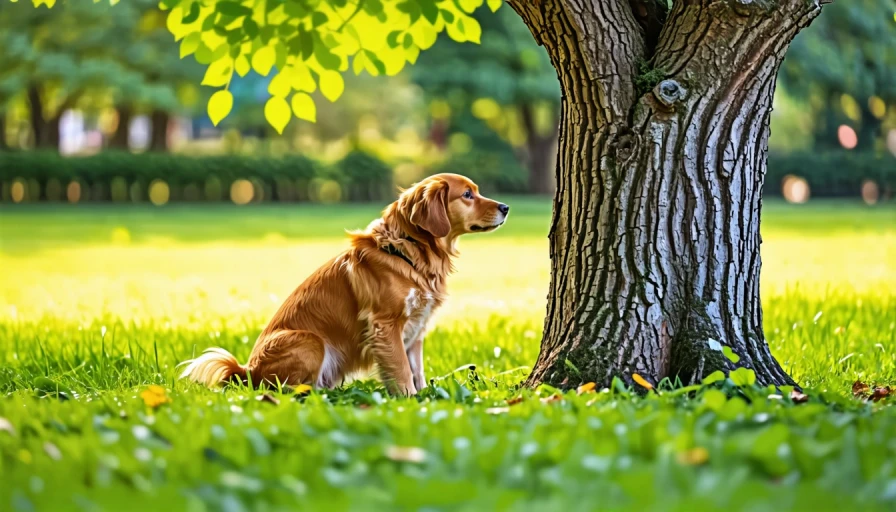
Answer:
[509,0,826,390]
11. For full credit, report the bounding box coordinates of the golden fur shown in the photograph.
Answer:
[179,173,509,395]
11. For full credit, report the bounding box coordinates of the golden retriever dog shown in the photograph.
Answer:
[179,173,509,395]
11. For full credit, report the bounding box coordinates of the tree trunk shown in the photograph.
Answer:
[110,105,132,150]
[520,103,557,195]
[149,109,170,152]
[856,100,881,152]
[0,111,8,150]
[27,85,46,148]
[510,0,823,389]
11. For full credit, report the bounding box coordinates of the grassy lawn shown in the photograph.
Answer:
[0,199,894,511]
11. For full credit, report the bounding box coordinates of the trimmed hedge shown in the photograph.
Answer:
[0,151,391,204]
[0,150,892,203]
[765,151,894,198]
[435,149,529,194]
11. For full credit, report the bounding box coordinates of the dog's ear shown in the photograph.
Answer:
[409,179,451,238]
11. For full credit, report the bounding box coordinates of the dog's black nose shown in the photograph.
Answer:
[498,203,510,215]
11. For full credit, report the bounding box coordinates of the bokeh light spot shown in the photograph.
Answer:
[471,97,502,120]
[429,100,451,120]
[317,180,342,204]
[149,180,170,206]
[861,181,879,206]
[839,94,861,122]
[868,96,886,119]
[110,227,132,245]
[230,179,254,205]
[887,129,896,158]
[782,175,810,204]
[837,125,857,150]
[11,179,26,203]
[67,182,81,203]
[448,133,473,154]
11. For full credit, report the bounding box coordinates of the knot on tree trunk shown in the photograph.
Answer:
[653,80,688,108]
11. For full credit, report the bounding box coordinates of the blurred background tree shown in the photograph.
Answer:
[778,0,896,152]
[0,0,893,203]
[411,7,560,194]
[0,0,204,152]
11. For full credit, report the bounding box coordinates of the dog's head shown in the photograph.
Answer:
[399,173,509,239]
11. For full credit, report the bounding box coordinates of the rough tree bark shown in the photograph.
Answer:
[509,0,825,389]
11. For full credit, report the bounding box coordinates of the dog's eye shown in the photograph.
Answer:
[462,189,474,200]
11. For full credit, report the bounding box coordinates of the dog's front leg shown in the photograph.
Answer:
[406,337,426,391]
[369,318,416,396]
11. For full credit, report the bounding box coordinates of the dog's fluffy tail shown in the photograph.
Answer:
[179,348,247,387]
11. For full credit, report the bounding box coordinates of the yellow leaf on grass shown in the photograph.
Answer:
[677,447,709,466]
[207,90,233,126]
[319,70,344,102]
[252,46,276,76]
[294,384,312,395]
[291,93,317,122]
[140,385,171,408]
[632,373,653,390]
[265,97,291,134]
[576,382,596,395]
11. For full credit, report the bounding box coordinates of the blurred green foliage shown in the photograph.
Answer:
[781,0,896,151]
[0,0,204,149]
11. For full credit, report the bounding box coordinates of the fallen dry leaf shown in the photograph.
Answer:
[677,447,709,466]
[560,377,569,386]
[43,442,62,461]
[386,445,426,463]
[0,417,15,436]
[790,390,809,403]
[870,386,891,402]
[506,395,525,406]
[852,380,870,398]
[486,406,510,415]
[256,394,280,405]
[577,382,597,395]
[139,385,170,408]
[540,394,563,404]
[632,373,653,390]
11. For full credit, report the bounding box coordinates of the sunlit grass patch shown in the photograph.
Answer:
[0,199,894,510]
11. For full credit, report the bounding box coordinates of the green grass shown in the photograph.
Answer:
[0,199,895,511]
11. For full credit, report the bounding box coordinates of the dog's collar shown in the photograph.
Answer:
[382,237,416,269]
